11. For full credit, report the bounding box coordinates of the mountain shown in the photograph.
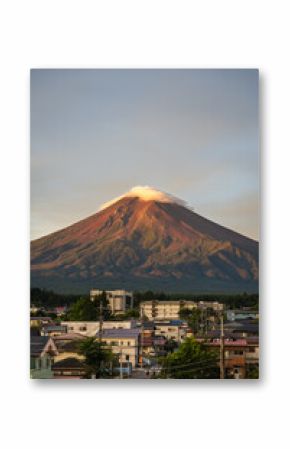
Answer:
[31,187,258,293]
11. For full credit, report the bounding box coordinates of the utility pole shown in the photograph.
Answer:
[220,312,225,379]
[120,349,123,379]
[99,300,103,344]
[98,299,103,377]
[140,307,144,369]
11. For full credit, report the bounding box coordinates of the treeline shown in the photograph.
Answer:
[134,291,259,309]
[31,288,259,310]
[31,288,85,308]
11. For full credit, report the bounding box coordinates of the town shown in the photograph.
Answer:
[30,289,259,379]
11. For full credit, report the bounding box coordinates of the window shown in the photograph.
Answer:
[127,341,130,346]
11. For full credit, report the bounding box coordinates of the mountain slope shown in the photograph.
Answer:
[31,194,258,293]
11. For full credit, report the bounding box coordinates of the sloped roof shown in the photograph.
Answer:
[52,357,85,369]
[30,336,52,356]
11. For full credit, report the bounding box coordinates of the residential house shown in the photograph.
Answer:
[61,320,137,337]
[52,358,86,379]
[209,337,259,379]
[30,336,58,379]
[224,320,259,338]
[30,316,53,328]
[52,333,86,379]
[154,320,187,343]
[41,325,68,337]
[97,328,141,368]
[226,310,259,321]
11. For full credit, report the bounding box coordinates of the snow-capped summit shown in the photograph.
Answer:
[99,185,188,211]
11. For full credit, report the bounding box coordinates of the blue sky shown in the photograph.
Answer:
[31,69,259,240]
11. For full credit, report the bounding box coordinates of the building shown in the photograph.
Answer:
[61,320,137,337]
[52,333,86,378]
[197,301,224,312]
[140,301,189,320]
[52,358,86,379]
[54,306,68,317]
[90,289,133,314]
[30,316,53,328]
[226,310,259,321]
[209,337,259,379]
[97,328,141,368]
[140,300,223,320]
[154,320,187,343]
[41,324,68,337]
[224,320,259,338]
[30,336,58,379]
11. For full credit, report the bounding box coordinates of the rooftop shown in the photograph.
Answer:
[97,328,141,339]
[30,336,52,356]
[52,357,85,369]
[42,325,67,332]
[154,320,184,326]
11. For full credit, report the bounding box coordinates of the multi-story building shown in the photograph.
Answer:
[209,337,259,379]
[154,320,187,343]
[97,328,141,368]
[197,301,224,312]
[140,300,188,320]
[90,289,133,314]
[140,300,223,320]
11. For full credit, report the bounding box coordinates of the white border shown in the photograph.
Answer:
[1,1,289,448]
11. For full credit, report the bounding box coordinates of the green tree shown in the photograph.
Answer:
[115,309,140,320]
[66,297,97,321]
[91,291,112,320]
[159,337,219,379]
[77,337,114,378]
[246,364,259,379]
[164,338,179,354]
[186,309,202,334]
[179,307,193,320]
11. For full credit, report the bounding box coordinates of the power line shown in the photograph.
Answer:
[159,357,219,371]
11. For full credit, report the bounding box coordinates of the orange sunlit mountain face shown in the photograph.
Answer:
[31,190,258,293]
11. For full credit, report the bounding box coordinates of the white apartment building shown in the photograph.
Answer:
[140,300,223,320]
[140,300,196,320]
[198,301,224,312]
[90,289,134,314]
